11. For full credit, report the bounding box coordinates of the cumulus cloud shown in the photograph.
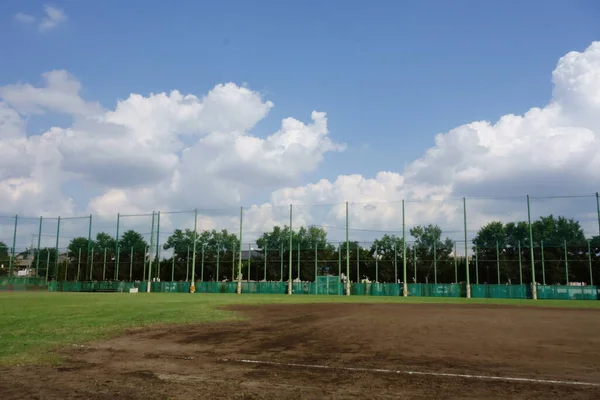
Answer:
[2,42,600,249]
[39,5,67,31]
[14,12,35,24]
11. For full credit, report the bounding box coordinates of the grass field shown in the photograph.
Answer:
[2,292,600,366]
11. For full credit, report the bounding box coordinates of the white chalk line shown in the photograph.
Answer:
[221,358,600,387]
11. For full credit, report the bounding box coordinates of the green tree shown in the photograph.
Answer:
[31,248,59,279]
[409,224,453,283]
[0,241,9,277]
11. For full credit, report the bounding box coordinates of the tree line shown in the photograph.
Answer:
[1,214,599,285]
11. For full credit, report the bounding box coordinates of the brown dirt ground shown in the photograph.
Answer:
[2,303,600,399]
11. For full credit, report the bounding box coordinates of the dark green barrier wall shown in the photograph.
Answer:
[471,284,529,299]
[408,283,465,297]
[536,285,597,300]
[0,278,48,291]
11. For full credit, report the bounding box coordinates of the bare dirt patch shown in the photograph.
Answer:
[2,303,600,399]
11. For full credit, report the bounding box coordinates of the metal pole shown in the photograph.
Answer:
[87,214,92,280]
[527,195,537,299]
[115,213,120,280]
[36,216,42,278]
[171,252,175,282]
[90,248,94,281]
[338,242,341,278]
[9,214,17,278]
[248,243,251,282]
[314,242,317,282]
[496,240,500,284]
[191,209,198,290]
[232,244,235,282]
[453,242,458,283]
[588,239,593,286]
[463,197,470,298]
[142,245,147,281]
[186,246,190,282]
[129,247,133,281]
[147,211,156,293]
[55,216,60,280]
[475,244,479,284]
[413,245,417,283]
[518,241,523,285]
[155,211,161,280]
[45,250,50,281]
[597,192,600,241]
[102,248,107,280]
[264,244,268,281]
[375,244,378,282]
[402,199,407,296]
[201,244,205,281]
[394,243,398,283]
[345,202,350,296]
[564,239,569,285]
[433,241,437,284]
[280,243,283,282]
[237,207,243,294]
[541,240,546,285]
[77,248,81,281]
[297,242,300,281]
[288,204,293,295]
[216,243,220,282]
[356,245,359,282]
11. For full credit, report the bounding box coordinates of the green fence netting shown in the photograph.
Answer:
[408,283,466,297]
[471,284,529,299]
[317,276,344,295]
[351,283,400,296]
[0,277,48,291]
[536,285,597,300]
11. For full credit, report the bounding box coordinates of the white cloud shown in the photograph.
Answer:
[1,42,600,249]
[39,5,67,32]
[14,12,35,24]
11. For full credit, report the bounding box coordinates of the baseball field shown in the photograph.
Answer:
[1,293,599,399]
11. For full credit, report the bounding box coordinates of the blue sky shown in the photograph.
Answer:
[3,0,598,184]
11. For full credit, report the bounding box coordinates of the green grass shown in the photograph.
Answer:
[1,292,599,366]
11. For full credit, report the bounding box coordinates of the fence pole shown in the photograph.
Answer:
[155,212,161,279]
[402,199,407,296]
[314,243,317,282]
[191,209,197,291]
[115,213,120,280]
[288,204,293,295]
[129,247,133,281]
[87,214,92,280]
[433,241,437,284]
[55,216,61,280]
[77,248,81,281]
[237,207,243,294]
[375,244,378,283]
[518,241,523,285]
[171,252,175,282]
[463,197,471,298]
[453,242,458,283]
[338,242,341,278]
[147,211,156,293]
[596,192,600,240]
[102,248,107,280]
[64,255,68,281]
[564,239,569,285]
[356,245,359,282]
[89,248,94,281]
[394,243,398,283]
[527,195,537,299]
[475,244,479,284]
[186,246,190,282]
[9,214,18,278]
[142,245,147,281]
[265,243,268,281]
[248,243,251,282]
[36,216,42,279]
[281,243,284,281]
[413,245,417,283]
[232,244,235,281]
[216,243,220,282]
[297,242,301,281]
[345,201,350,296]
[201,244,205,282]
[45,251,50,281]
[541,240,546,285]
[496,240,500,284]
[588,239,593,286]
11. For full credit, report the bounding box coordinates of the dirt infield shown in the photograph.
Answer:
[2,303,600,399]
